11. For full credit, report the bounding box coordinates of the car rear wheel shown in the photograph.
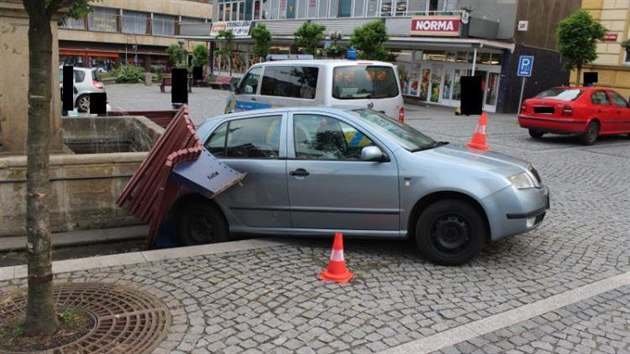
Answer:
[175,198,228,245]
[580,121,599,145]
[528,129,544,139]
[76,94,90,112]
[415,200,486,266]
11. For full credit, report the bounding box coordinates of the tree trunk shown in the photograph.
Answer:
[576,66,582,86]
[23,1,59,335]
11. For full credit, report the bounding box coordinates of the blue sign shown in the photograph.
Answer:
[517,55,534,77]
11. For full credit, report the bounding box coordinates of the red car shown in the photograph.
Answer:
[518,86,630,145]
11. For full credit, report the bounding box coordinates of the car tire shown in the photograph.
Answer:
[528,129,544,139]
[580,121,599,145]
[415,199,486,266]
[76,94,90,112]
[175,198,228,245]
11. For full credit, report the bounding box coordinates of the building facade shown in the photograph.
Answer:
[58,0,213,72]
[197,0,581,113]
[580,0,630,98]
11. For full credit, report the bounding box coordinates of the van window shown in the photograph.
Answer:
[261,66,318,99]
[333,66,399,99]
[237,67,262,94]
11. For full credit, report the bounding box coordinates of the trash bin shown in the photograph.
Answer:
[144,72,152,86]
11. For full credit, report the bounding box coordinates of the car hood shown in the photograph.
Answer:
[416,143,530,177]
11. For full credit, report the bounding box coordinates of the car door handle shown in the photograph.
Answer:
[290,168,310,177]
[250,96,256,101]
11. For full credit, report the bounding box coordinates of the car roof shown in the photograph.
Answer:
[202,106,363,124]
[249,59,395,67]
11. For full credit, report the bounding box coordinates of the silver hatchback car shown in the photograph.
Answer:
[173,107,550,265]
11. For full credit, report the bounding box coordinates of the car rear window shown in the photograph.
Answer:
[332,65,399,99]
[260,66,318,99]
[536,88,583,101]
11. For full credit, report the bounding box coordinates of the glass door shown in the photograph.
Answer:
[484,72,500,112]
[429,66,443,103]
[419,68,431,101]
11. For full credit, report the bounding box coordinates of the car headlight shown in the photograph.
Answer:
[508,171,540,189]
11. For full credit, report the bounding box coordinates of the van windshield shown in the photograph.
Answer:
[332,65,399,100]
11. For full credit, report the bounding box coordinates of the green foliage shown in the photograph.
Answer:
[621,39,630,49]
[556,9,607,82]
[216,29,235,74]
[327,44,347,59]
[109,64,145,83]
[166,44,187,68]
[293,22,326,55]
[251,24,272,61]
[60,307,81,326]
[66,0,100,19]
[191,44,209,67]
[350,20,393,61]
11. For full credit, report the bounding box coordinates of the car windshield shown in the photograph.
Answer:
[536,88,583,101]
[346,109,440,151]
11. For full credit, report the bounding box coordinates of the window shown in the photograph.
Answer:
[238,67,262,94]
[88,7,118,32]
[261,66,319,99]
[153,14,176,36]
[353,0,365,17]
[60,16,86,30]
[122,11,147,34]
[332,66,399,99]
[610,91,629,108]
[591,91,610,106]
[205,116,282,159]
[294,114,374,160]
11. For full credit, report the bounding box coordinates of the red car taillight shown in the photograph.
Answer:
[93,80,104,89]
[520,103,527,113]
[561,104,573,116]
[398,107,405,123]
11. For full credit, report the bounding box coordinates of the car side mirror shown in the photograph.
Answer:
[361,146,388,162]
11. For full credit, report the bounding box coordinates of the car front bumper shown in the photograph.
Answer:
[482,184,550,241]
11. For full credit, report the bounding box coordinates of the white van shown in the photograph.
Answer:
[225,59,405,121]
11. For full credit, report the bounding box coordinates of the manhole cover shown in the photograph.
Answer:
[0,282,170,354]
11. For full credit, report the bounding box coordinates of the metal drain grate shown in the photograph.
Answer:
[0,282,170,354]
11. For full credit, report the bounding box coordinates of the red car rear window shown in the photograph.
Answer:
[537,88,583,101]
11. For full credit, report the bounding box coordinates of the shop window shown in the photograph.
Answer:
[455,52,468,63]
[153,14,175,36]
[122,10,148,34]
[88,7,118,32]
[422,50,446,61]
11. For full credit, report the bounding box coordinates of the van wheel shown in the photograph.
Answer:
[175,199,228,245]
[580,121,599,145]
[76,94,90,112]
[415,200,486,266]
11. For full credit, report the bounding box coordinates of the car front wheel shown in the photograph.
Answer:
[76,94,90,112]
[580,121,599,145]
[415,200,486,266]
[175,198,228,245]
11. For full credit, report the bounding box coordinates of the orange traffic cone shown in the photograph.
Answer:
[466,112,490,151]
[318,232,353,283]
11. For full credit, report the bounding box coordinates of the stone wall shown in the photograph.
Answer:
[0,116,163,237]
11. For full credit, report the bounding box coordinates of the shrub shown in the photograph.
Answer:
[110,65,145,83]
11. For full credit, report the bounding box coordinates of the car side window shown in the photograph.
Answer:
[609,91,628,108]
[205,115,281,159]
[73,70,85,83]
[591,91,610,106]
[261,66,318,99]
[293,114,374,161]
[237,67,262,94]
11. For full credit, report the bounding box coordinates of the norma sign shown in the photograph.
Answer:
[517,55,534,77]
[411,16,460,37]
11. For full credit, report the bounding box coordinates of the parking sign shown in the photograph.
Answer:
[517,56,534,77]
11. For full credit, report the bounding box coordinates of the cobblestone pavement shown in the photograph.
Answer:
[1,84,629,353]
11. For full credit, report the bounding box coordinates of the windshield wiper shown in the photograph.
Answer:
[410,141,448,152]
